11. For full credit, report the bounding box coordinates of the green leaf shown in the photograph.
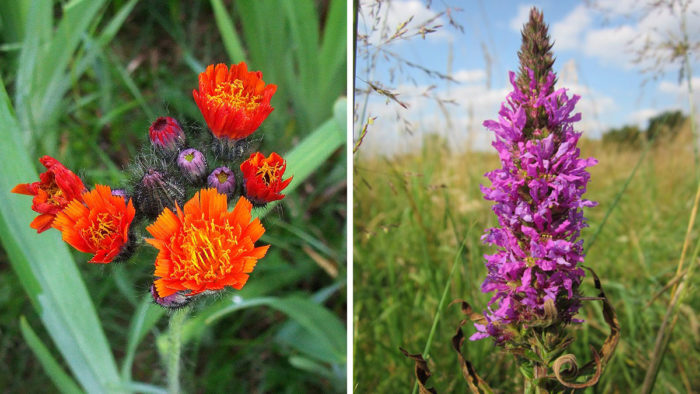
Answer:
[19,316,84,394]
[121,296,166,382]
[204,296,346,362]
[210,0,247,63]
[0,77,121,393]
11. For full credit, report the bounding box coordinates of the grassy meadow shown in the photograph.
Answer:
[353,122,699,392]
[0,1,346,392]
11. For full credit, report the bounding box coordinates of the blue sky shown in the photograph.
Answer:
[356,0,700,155]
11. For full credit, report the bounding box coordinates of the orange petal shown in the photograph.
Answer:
[146,208,179,240]
[11,183,34,195]
[244,218,265,242]
[230,196,252,226]
[30,214,55,233]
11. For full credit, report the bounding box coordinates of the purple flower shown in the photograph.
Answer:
[207,166,236,196]
[177,148,207,183]
[473,70,597,344]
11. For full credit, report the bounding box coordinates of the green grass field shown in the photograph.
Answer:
[353,124,699,392]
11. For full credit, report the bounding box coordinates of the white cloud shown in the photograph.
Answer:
[628,108,660,128]
[658,78,700,94]
[510,5,532,32]
[588,0,644,18]
[557,1,700,70]
[551,4,592,51]
[453,69,487,83]
[582,25,639,67]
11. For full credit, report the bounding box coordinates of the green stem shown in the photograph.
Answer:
[168,307,190,394]
[411,243,466,394]
[681,12,698,179]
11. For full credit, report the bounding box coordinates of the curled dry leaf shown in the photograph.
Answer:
[581,266,621,373]
[549,266,619,388]
[451,300,492,394]
[399,347,437,394]
[553,345,602,389]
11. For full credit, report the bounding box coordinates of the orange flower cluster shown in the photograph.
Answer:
[146,189,268,298]
[193,62,277,140]
[13,62,287,306]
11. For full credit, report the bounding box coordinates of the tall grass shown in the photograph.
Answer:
[0,1,346,392]
[353,124,698,392]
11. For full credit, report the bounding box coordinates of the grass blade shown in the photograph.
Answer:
[0,77,121,393]
[19,316,84,394]
[203,296,346,362]
[411,242,466,394]
[209,0,247,63]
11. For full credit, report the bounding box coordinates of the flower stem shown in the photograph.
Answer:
[168,306,190,394]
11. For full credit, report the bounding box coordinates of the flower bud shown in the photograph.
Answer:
[177,148,207,183]
[207,166,236,197]
[111,188,129,199]
[134,168,185,219]
[149,117,185,153]
[150,283,190,309]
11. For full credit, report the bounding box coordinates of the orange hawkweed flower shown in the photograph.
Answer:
[146,189,269,298]
[11,156,86,233]
[54,185,136,264]
[240,152,292,205]
[192,62,277,140]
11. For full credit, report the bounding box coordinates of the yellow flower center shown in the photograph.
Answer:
[216,170,229,184]
[209,79,262,112]
[525,256,536,267]
[185,152,195,162]
[256,162,280,186]
[178,221,240,283]
[84,212,118,246]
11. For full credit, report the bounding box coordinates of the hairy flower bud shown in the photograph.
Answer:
[150,283,191,309]
[134,168,185,219]
[111,188,129,199]
[149,117,185,153]
[177,148,207,183]
[207,166,236,196]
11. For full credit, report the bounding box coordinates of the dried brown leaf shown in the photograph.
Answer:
[399,347,437,394]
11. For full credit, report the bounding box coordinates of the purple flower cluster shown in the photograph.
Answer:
[471,70,597,344]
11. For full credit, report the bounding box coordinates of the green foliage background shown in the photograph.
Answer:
[0,1,347,392]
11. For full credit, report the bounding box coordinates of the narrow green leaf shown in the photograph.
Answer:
[318,0,347,99]
[254,97,346,218]
[210,0,247,63]
[121,296,166,382]
[203,296,346,361]
[0,77,121,393]
[19,316,84,394]
[37,0,108,123]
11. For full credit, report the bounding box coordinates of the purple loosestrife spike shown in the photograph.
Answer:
[177,148,207,183]
[473,69,597,344]
[207,166,236,197]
